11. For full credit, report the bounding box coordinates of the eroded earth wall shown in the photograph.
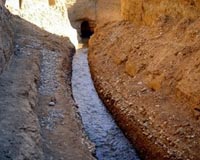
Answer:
[96,0,122,25]
[89,0,200,160]
[121,0,200,26]
[0,2,13,73]
[0,1,94,159]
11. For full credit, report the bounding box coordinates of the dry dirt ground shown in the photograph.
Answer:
[89,19,200,160]
[0,7,94,160]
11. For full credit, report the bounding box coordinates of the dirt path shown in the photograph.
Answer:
[72,48,139,160]
[0,10,94,160]
[37,43,94,160]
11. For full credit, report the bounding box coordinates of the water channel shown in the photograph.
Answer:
[72,48,140,160]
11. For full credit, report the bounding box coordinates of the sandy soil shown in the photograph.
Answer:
[88,19,200,160]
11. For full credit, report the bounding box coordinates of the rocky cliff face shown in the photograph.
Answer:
[121,0,200,26]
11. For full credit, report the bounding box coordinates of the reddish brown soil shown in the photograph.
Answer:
[88,19,200,160]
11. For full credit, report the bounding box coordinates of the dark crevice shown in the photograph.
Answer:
[81,21,93,38]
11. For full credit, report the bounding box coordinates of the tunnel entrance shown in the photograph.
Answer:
[81,21,93,38]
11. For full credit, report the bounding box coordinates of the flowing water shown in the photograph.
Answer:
[72,48,140,160]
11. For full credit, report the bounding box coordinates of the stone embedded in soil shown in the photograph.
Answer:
[49,101,56,106]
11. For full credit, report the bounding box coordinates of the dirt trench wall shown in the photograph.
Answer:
[0,2,44,159]
[121,0,200,26]
[96,0,121,25]
[89,18,200,160]
[88,0,200,159]
[0,2,14,74]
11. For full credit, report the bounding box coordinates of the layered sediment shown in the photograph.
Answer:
[0,1,94,159]
[88,1,200,159]
[121,0,200,26]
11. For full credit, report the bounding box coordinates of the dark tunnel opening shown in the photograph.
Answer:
[80,21,93,38]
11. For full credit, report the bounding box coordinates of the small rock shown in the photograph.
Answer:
[49,101,55,106]
[141,87,147,92]
[147,134,153,139]
[128,102,133,106]
[137,81,143,85]
[135,45,140,49]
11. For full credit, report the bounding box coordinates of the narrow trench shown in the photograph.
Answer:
[72,43,140,159]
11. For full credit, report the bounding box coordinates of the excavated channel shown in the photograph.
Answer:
[72,48,140,160]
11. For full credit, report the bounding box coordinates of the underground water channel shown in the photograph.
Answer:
[72,40,140,160]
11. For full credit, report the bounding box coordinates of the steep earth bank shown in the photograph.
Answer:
[89,16,200,160]
[121,0,200,26]
[0,2,94,159]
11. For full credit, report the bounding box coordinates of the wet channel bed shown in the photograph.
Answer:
[72,48,140,160]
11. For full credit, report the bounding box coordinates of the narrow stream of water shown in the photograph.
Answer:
[72,48,140,160]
